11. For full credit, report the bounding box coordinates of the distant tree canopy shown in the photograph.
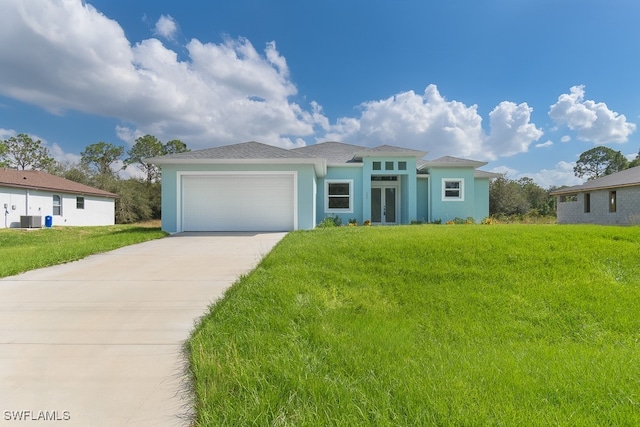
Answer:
[573,146,628,180]
[0,133,55,170]
[124,135,189,183]
[489,175,555,217]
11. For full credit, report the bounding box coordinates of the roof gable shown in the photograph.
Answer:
[0,169,118,198]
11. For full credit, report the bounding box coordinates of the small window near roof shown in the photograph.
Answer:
[385,161,394,170]
[398,161,407,170]
[373,161,381,171]
[77,196,85,210]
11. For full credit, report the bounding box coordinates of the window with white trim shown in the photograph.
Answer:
[53,195,62,215]
[325,180,353,212]
[442,179,464,201]
[77,196,85,209]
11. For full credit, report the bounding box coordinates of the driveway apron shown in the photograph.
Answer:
[0,232,286,426]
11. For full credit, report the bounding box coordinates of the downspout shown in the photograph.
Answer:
[25,188,29,215]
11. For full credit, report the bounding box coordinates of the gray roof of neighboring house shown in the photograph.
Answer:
[0,169,118,198]
[551,166,640,195]
[147,141,318,162]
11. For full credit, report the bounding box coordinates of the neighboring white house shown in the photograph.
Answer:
[0,169,118,228]
[551,166,640,225]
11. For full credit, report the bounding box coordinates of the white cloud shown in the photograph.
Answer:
[535,140,553,148]
[323,85,542,160]
[0,0,323,149]
[549,85,636,144]
[492,161,583,188]
[154,15,177,40]
[560,135,571,143]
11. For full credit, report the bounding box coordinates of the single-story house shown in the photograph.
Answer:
[551,165,640,225]
[147,141,501,233]
[0,169,118,228]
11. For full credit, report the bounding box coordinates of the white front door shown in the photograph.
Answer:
[371,184,399,224]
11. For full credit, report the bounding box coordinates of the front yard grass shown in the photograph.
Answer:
[0,224,166,278]
[189,225,640,426]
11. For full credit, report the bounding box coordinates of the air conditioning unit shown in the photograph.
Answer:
[20,215,42,228]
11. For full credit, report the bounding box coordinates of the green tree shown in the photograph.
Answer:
[489,175,530,216]
[628,148,640,168]
[164,139,189,154]
[573,146,628,180]
[124,135,189,183]
[81,142,124,178]
[124,135,164,183]
[0,133,55,170]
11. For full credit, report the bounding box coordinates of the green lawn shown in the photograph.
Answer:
[189,225,640,426]
[0,224,167,278]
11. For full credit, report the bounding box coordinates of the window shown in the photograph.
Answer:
[385,161,394,171]
[398,161,407,170]
[76,196,85,209]
[442,179,464,201]
[372,161,381,171]
[53,195,61,216]
[609,191,617,213]
[584,193,590,213]
[325,180,353,212]
[560,194,577,202]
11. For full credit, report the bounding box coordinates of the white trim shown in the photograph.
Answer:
[324,179,354,214]
[442,178,464,201]
[370,181,400,224]
[176,171,297,232]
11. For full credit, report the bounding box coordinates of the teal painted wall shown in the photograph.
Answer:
[361,157,417,224]
[159,163,317,232]
[473,178,491,221]
[416,177,430,223]
[317,166,363,225]
[428,167,477,223]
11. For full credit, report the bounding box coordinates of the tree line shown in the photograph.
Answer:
[489,145,640,219]
[0,134,188,224]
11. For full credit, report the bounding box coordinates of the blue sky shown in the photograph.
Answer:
[1,0,639,187]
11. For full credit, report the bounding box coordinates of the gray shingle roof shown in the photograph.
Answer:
[147,141,318,162]
[292,141,364,163]
[551,166,640,195]
[0,169,118,198]
[420,156,487,169]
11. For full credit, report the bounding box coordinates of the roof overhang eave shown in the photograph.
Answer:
[145,157,328,177]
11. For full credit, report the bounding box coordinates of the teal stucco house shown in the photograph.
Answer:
[147,141,500,232]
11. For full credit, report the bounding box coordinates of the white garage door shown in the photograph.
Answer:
[181,174,295,232]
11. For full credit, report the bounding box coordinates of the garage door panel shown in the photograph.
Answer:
[182,174,294,232]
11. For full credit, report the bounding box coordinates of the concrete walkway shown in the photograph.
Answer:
[0,232,286,426]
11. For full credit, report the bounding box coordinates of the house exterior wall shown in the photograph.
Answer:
[361,156,417,224]
[416,176,430,223]
[316,166,363,225]
[556,186,640,225]
[473,178,491,222]
[0,186,115,228]
[427,168,478,222]
[159,163,317,233]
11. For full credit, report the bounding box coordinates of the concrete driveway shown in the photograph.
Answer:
[0,232,286,426]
